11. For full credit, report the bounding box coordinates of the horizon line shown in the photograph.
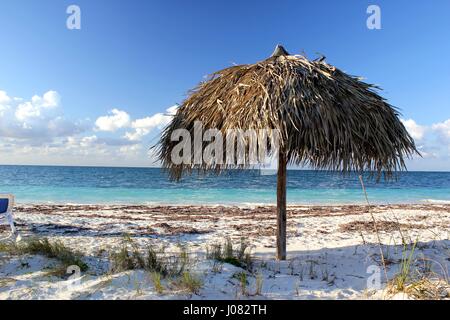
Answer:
[0,163,448,173]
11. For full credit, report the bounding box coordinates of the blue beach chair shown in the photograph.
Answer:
[0,194,19,240]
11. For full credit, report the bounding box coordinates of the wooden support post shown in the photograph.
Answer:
[276,148,287,260]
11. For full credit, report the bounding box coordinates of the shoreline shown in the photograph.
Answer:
[13,199,450,207]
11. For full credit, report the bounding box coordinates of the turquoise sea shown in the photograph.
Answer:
[0,165,449,205]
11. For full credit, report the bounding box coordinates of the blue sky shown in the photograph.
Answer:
[0,0,449,169]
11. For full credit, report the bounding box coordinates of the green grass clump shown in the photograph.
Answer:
[174,271,202,294]
[110,236,190,278]
[110,237,201,295]
[235,271,248,295]
[26,238,88,272]
[109,236,203,295]
[150,272,164,294]
[0,242,15,254]
[206,237,253,270]
[390,239,418,292]
[0,237,88,272]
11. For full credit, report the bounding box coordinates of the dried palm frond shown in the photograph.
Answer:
[156,45,419,180]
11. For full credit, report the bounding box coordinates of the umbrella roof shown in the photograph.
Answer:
[157,45,419,180]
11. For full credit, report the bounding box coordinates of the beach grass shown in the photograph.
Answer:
[110,235,191,278]
[206,237,253,271]
[150,271,164,294]
[385,238,449,299]
[0,237,88,272]
[173,271,203,295]
[254,272,264,296]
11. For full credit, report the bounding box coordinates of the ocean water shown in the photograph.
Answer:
[0,165,449,205]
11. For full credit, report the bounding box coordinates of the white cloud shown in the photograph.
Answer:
[0,89,172,166]
[15,102,41,121]
[124,113,166,141]
[0,90,11,104]
[124,105,178,141]
[33,90,60,108]
[0,105,9,117]
[400,118,450,170]
[79,135,98,147]
[401,118,426,141]
[415,145,438,159]
[432,119,450,139]
[0,91,12,117]
[15,90,61,122]
[119,144,142,157]
[166,105,178,115]
[95,109,131,132]
[0,90,83,141]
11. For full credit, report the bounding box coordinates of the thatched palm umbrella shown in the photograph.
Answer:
[157,45,418,260]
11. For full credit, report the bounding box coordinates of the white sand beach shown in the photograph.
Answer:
[0,204,449,300]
